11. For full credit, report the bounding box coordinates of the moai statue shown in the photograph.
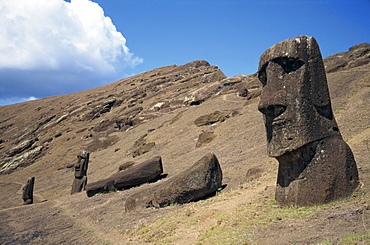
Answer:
[22,177,35,205]
[71,150,89,194]
[258,35,359,206]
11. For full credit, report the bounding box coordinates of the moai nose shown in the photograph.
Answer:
[258,87,287,118]
[258,103,286,118]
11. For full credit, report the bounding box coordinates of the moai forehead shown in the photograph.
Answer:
[258,35,340,157]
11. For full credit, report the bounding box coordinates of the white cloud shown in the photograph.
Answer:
[0,0,142,104]
[0,96,38,106]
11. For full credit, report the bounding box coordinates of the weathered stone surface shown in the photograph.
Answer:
[245,167,264,182]
[258,35,340,157]
[324,42,370,73]
[125,153,222,211]
[0,146,44,174]
[132,142,155,158]
[22,177,35,205]
[6,138,38,157]
[258,35,359,206]
[71,150,89,194]
[43,114,68,129]
[86,156,163,197]
[194,111,229,127]
[196,131,216,148]
[237,85,249,97]
[129,133,156,158]
[244,88,261,100]
[118,161,135,171]
[85,135,119,153]
[275,137,359,205]
[86,97,118,120]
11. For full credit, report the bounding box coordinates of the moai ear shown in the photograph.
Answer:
[304,37,337,124]
[306,37,332,108]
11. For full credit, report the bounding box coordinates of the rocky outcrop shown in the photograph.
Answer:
[84,97,119,121]
[43,114,68,129]
[129,134,156,158]
[324,42,370,73]
[0,146,44,174]
[6,138,38,157]
[194,111,230,127]
[196,131,216,148]
[125,153,222,211]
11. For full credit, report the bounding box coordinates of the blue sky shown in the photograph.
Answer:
[1,0,369,106]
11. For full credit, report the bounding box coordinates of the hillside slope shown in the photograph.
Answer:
[0,43,369,244]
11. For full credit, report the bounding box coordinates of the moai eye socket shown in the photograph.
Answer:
[258,57,303,85]
[258,64,268,86]
[273,57,304,73]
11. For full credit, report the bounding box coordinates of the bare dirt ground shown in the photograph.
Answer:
[0,52,369,244]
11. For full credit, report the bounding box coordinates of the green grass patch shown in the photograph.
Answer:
[196,199,318,244]
[341,232,370,244]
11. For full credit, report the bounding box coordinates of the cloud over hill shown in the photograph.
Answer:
[0,0,142,105]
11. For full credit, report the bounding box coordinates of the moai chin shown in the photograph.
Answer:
[258,35,359,206]
[71,150,89,194]
[22,177,35,205]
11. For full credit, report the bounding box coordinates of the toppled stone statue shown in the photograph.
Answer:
[22,177,35,205]
[86,156,163,197]
[125,153,222,211]
[71,150,89,194]
[258,35,359,206]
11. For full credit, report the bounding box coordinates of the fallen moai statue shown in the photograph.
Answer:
[71,150,89,194]
[257,35,359,206]
[125,153,222,211]
[86,156,163,197]
[22,177,35,205]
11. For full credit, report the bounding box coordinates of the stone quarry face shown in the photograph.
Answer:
[258,35,340,157]
[258,35,359,206]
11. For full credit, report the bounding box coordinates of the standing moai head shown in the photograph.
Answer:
[74,150,89,178]
[22,177,35,205]
[258,36,359,206]
[258,35,340,157]
[71,150,90,194]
